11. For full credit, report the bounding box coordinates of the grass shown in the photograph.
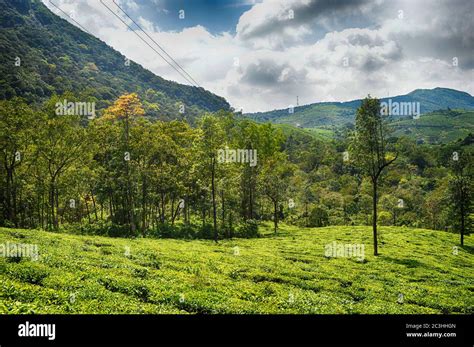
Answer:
[0,224,472,314]
[274,124,335,141]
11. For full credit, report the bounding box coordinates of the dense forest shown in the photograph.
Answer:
[0,0,230,123]
[0,93,472,249]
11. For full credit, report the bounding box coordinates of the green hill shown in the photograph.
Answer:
[1,224,472,314]
[391,109,474,144]
[0,0,230,121]
[274,123,336,142]
[246,88,474,133]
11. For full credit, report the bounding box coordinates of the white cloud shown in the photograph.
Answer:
[42,0,474,112]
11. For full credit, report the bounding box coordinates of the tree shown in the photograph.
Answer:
[102,93,144,233]
[0,98,36,227]
[449,150,473,246]
[351,96,397,255]
[198,115,225,242]
[260,153,293,233]
[27,94,95,230]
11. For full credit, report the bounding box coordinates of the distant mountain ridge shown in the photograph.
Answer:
[0,0,230,121]
[245,88,474,128]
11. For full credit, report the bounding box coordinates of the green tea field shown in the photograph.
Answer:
[0,224,472,314]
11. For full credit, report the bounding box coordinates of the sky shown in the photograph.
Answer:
[43,0,474,113]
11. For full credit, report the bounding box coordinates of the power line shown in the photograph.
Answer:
[112,0,201,88]
[100,0,199,88]
[48,1,93,35]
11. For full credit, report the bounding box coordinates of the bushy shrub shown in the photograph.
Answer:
[151,223,177,238]
[308,206,329,227]
[378,211,393,226]
[148,223,200,239]
[98,276,150,302]
[235,219,260,238]
[64,221,133,238]
[198,223,214,239]
[399,211,421,228]
[7,262,49,285]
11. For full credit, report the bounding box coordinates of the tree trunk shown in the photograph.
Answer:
[5,166,17,226]
[108,192,114,222]
[372,179,378,256]
[460,192,465,246]
[124,114,136,233]
[171,197,180,225]
[55,184,59,228]
[41,191,45,229]
[11,168,18,227]
[249,183,254,219]
[91,193,98,221]
[126,166,135,233]
[171,196,175,226]
[85,197,91,224]
[160,192,165,224]
[202,206,206,227]
[142,175,147,231]
[49,180,56,230]
[305,201,308,227]
[220,189,226,236]
[211,158,218,242]
[273,199,278,234]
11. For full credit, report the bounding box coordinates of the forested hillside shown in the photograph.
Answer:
[0,0,230,122]
[246,88,474,134]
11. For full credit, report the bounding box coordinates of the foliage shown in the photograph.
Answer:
[0,224,472,314]
[0,0,230,123]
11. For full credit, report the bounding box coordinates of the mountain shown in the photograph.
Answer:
[0,0,230,121]
[245,88,474,129]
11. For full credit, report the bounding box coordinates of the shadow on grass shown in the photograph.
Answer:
[460,245,474,254]
[381,256,428,269]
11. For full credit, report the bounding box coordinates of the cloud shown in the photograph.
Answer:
[307,28,403,72]
[41,0,474,112]
[381,0,474,70]
[241,59,307,87]
[236,0,380,49]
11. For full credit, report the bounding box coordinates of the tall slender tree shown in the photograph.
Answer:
[351,96,397,255]
[199,115,225,242]
[449,150,473,246]
[103,93,144,233]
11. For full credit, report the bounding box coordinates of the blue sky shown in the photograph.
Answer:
[44,0,474,112]
[126,0,255,34]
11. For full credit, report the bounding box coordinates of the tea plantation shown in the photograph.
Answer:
[0,224,472,314]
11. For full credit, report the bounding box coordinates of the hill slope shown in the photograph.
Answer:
[0,0,230,121]
[246,88,474,129]
[0,224,472,314]
[391,109,474,143]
